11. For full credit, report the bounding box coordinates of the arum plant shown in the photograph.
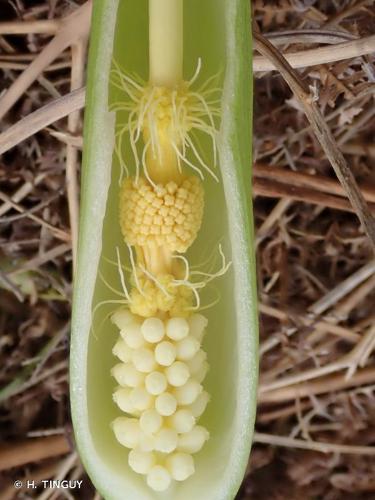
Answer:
[71,0,258,498]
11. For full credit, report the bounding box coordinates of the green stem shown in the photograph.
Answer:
[149,0,183,86]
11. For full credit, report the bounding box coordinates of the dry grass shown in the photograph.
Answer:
[0,1,374,499]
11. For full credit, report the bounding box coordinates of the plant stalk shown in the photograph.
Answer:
[149,0,183,86]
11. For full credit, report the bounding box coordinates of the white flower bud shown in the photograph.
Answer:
[145,371,168,395]
[141,317,165,343]
[112,339,132,363]
[189,390,210,418]
[121,323,144,349]
[176,336,200,361]
[113,387,139,416]
[174,379,202,405]
[166,452,195,481]
[195,361,209,383]
[188,313,208,342]
[139,409,163,435]
[132,347,156,373]
[155,341,176,366]
[187,349,207,375]
[138,431,155,452]
[155,392,177,416]
[147,465,171,492]
[169,409,195,434]
[112,417,140,449]
[128,449,156,475]
[165,361,190,387]
[178,425,209,454]
[111,363,145,387]
[111,308,135,329]
[166,317,189,341]
[129,387,153,411]
[154,427,178,453]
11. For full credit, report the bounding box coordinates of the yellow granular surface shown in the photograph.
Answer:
[119,176,204,254]
[142,84,191,141]
[129,273,194,318]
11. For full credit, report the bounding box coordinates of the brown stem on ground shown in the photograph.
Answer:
[0,19,60,35]
[0,1,92,121]
[0,88,85,155]
[66,40,87,274]
[253,33,375,72]
[259,303,360,344]
[253,30,375,252]
[253,177,375,214]
[258,367,375,404]
[257,400,313,424]
[0,435,70,471]
[254,163,375,204]
[0,191,70,242]
[253,432,375,455]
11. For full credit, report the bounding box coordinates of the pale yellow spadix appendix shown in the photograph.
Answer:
[70,0,257,498]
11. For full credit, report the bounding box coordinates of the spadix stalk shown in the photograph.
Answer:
[149,0,183,87]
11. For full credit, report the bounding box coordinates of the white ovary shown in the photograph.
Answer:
[141,317,165,343]
[155,340,177,366]
[166,452,195,481]
[168,408,195,433]
[113,387,140,416]
[139,408,163,434]
[112,339,133,363]
[145,371,168,395]
[129,387,154,411]
[155,392,178,416]
[176,335,200,361]
[132,347,157,373]
[177,425,209,454]
[146,465,171,492]
[154,427,178,453]
[189,390,210,418]
[112,417,140,449]
[188,313,208,342]
[174,379,202,405]
[111,363,145,388]
[138,431,156,452]
[187,349,207,375]
[195,360,209,383]
[166,317,189,341]
[128,449,156,475]
[112,308,137,330]
[121,322,145,349]
[165,361,190,387]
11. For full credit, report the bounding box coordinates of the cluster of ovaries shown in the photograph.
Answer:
[108,61,224,491]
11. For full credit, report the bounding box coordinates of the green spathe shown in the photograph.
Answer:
[70,1,258,499]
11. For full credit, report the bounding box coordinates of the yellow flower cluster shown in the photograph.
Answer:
[129,272,193,318]
[119,176,204,254]
[142,83,192,145]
